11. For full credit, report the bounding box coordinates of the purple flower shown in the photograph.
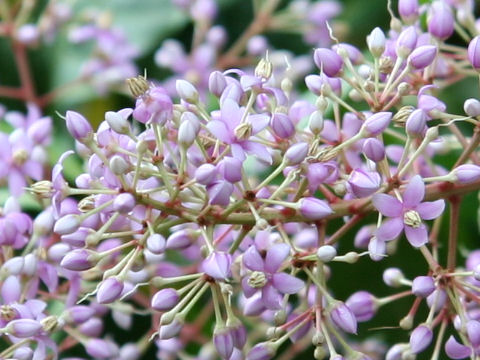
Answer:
[202,251,232,280]
[468,36,480,69]
[372,175,445,247]
[242,243,303,309]
[207,99,271,164]
[409,324,433,354]
[445,336,471,359]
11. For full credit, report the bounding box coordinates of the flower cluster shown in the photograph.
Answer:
[1,0,480,360]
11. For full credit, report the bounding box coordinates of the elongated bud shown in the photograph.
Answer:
[65,111,93,143]
[54,214,81,235]
[427,1,454,40]
[406,108,427,137]
[469,36,480,70]
[209,71,227,97]
[202,251,232,280]
[363,111,392,136]
[398,0,419,23]
[176,79,199,103]
[61,249,99,271]
[408,45,437,70]
[151,288,179,311]
[178,119,198,147]
[313,48,343,77]
[213,326,234,359]
[246,342,277,360]
[5,319,42,338]
[299,197,333,220]
[452,164,480,184]
[330,301,357,334]
[367,27,385,57]
[285,142,308,165]
[110,155,130,175]
[346,291,377,322]
[396,26,417,58]
[113,193,135,213]
[383,268,405,287]
[66,305,97,324]
[97,277,124,304]
[409,324,433,354]
[362,138,385,162]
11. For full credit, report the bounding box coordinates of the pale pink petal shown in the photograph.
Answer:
[376,217,404,241]
[272,273,304,294]
[221,99,241,132]
[264,243,290,273]
[372,194,403,217]
[9,170,26,197]
[416,200,445,220]
[403,175,425,208]
[405,224,428,247]
[206,120,232,143]
[261,283,282,310]
[243,246,264,272]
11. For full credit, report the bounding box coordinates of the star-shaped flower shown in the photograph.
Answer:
[372,175,445,247]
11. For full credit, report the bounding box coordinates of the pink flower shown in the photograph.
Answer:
[372,175,445,247]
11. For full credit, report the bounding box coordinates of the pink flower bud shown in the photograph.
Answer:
[202,251,232,280]
[408,45,437,70]
[207,180,234,205]
[67,305,96,324]
[285,142,308,165]
[61,249,98,271]
[398,0,419,23]
[97,277,124,304]
[246,342,277,360]
[65,111,93,142]
[214,326,234,359]
[313,48,343,77]
[333,43,363,65]
[151,288,179,311]
[146,233,166,254]
[468,36,480,69]
[209,71,227,97]
[409,324,433,354]
[464,98,480,117]
[54,214,81,235]
[362,138,385,162]
[330,302,358,334]
[453,164,480,184]
[346,291,377,322]
[406,108,427,136]
[348,169,381,198]
[412,276,435,297]
[195,163,218,185]
[6,319,42,338]
[166,229,196,250]
[176,79,199,103]
[367,27,386,57]
[396,26,417,58]
[299,197,333,220]
[364,112,392,136]
[270,113,295,138]
[86,338,119,359]
[220,157,243,183]
[113,193,136,214]
[427,1,454,40]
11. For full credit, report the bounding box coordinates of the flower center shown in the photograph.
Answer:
[12,149,28,166]
[234,122,252,140]
[248,271,268,288]
[403,210,422,228]
[0,305,17,321]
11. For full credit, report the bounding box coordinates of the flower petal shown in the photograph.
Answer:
[243,246,264,272]
[445,335,471,359]
[405,224,428,247]
[261,283,282,310]
[416,200,445,220]
[376,217,404,241]
[264,243,290,273]
[206,120,232,143]
[272,273,304,294]
[403,175,425,208]
[372,194,403,217]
